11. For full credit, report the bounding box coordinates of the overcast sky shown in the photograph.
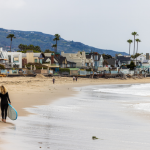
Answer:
[0,0,149,53]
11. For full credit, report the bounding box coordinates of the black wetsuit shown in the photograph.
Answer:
[0,92,11,119]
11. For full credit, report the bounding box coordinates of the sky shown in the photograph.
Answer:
[0,0,149,54]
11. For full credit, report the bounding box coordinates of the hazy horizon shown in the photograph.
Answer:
[0,0,149,54]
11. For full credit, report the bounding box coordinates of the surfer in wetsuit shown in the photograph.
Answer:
[0,85,11,123]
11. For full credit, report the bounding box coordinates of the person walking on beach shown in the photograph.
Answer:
[73,76,75,81]
[76,76,78,82]
[53,78,55,84]
[0,85,11,123]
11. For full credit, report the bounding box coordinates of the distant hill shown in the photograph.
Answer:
[0,28,128,56]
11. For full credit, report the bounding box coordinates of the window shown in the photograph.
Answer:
[95,61,98,66]
[94,55,98,60]
[8,55,11,63]
[67,64,70,67]
[34,59,37,63]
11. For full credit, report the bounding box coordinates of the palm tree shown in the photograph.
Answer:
[18,44,24,51]
[51,44,57,52]
[52,34,60,53]
[127,39,133,56]
[135,39,141,66]
[6,34,16,52]
[131,32,138,55]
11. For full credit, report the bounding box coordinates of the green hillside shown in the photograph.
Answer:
[0,28,128,56]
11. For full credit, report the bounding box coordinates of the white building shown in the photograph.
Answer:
[61,51,94,68]
[0,48,22,68]
[136,54,146,63]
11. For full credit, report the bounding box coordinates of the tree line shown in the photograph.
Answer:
[6,33,61,53]
[18,44,41,52]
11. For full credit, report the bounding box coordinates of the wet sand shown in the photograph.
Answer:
[1,77,150,149]
[1,81,150,149]
[1,76,150,119]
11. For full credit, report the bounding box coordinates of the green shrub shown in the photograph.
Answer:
[59,68,70,73]
[26,63,48,70]
[0,64,5,69]
[86,68,91,71]
[127,61,135,70]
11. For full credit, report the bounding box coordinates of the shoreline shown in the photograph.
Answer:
[1,77,150,148]
[1,77,150,129]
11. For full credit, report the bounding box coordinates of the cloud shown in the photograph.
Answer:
[0,0,25,9]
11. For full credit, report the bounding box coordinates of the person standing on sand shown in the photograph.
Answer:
[0,85,11,123]
[53,78,55,84]
[73,76,75,81]
[76,77,78,81]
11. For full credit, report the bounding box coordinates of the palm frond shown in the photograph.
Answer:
[127,39,133,43]
[135,39,141,42]
[52,44,57,47]
[6,34,16,38]
[54,34,60,40]
[131,32,138,36]
[53,38,57,41]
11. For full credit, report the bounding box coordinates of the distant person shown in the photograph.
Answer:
[53,78,55,84]
[73,76,75,81]
[76,77,78,81]
[0,85,11,123]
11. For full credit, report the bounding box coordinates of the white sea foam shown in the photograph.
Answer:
[133,103,150,112]
[94,84,150,96]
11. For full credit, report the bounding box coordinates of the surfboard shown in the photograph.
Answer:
[8,104,18,120]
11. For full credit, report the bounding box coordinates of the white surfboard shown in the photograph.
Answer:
[8,104,18,120]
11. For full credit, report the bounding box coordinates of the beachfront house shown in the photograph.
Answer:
[22,50,45,67]
[61,51,86,68]
[42,53,59,69]
[67,61,76,68]
[116,56,131,67]
[85,52,103,70]
[61,51,103,69]
[85,53,94,68]
[136,54,146,63]
[43,53,66,68]
[54,53,67,68]
[0,47,22,68]
[141,60,150,67]
[61,51,94,68]
[92,52,103,69]
[43,53,76,68]
[104,58,116,67]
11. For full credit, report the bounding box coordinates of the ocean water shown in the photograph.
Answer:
[94,83,150,96]
[1,84,150,150]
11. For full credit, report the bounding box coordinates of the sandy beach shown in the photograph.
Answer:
[1,76,150,149]
[1,76,150,120]
[1,76,150,115]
